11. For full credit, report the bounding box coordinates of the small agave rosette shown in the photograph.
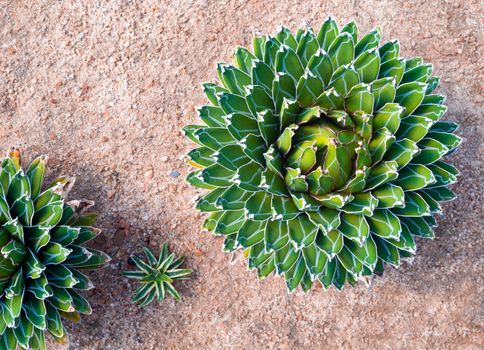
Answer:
[123,244,192,307]
[184,18,461,292]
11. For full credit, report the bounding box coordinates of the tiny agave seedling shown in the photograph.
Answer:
[0,148,109,349]
[123,244,192,307]
[184,18,461,292]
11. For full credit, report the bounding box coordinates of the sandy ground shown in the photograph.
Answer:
[0,0,483,349]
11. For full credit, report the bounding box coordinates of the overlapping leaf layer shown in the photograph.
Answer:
[185,19,461,292]
[0,149,109,349]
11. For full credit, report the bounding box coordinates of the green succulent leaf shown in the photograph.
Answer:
[367,209,401,240]
[346,235,378,269]
[395,82,427,117]
[379,40,400,63]
[345,83,374,115]
[275,26,298,51]
[296,30,319,66]
[275,243,299,274]
[379,57,405,85]
[296,72,324,107]
[338,213,369,246]
[197,106,226,127]
[327,32,354,70]
[372,103,402,133]
[317,17,339,51]
[307,50,333,87]
[374,236,400,267]
[353,48,380,83]
[217,63,251,95]
[238,220,266,247]
[245,192,273,221]
[371,184,405,209]
[272,73,297,112]
[355,28,381,56]
[234,47,256,75]
[202,83,228,107]
[392,191,431,217]
[341,193,378,216]
[315,88,344,110]
[328,64,359,96]
[275,45,304,84]
[251,59,275,92]
[392,164,435,190]
[316,231,343,260]
[302,244,328,278]
[287,214,318,249]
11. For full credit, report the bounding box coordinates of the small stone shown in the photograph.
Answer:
[81,84,90,94]
[144,167,154,191]
[169,170,180,177]
[144,168,154,180]
[113,228,126,246]
[107,190,116,199]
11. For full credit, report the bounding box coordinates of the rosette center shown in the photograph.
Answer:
[274,110,372,207]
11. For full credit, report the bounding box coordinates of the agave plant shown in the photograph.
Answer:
[184,18,461,292]
[123,244,192,307]
[0,148,109,349]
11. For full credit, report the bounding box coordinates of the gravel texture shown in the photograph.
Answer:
[0,1,483,349]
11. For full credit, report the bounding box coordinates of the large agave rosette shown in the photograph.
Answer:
[0,149,109,349]
[184,18,461,291]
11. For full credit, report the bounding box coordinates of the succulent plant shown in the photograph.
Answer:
[0,148,109,349]
[123,244,192,307]
[184,18,461,292]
